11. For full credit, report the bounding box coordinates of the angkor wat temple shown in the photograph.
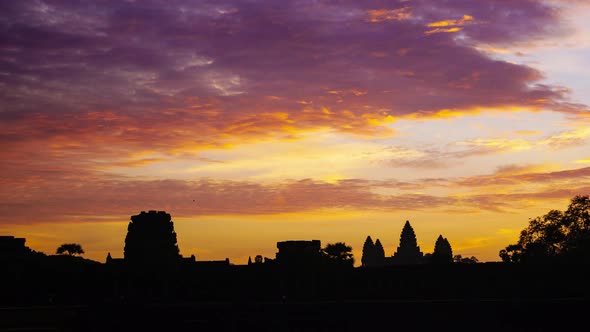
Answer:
[362,220,453,266]
[1,211,588,331]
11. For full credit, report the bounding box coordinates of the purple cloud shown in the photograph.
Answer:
[0,1,582,130]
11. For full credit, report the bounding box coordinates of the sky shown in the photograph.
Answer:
[1,0,589,265]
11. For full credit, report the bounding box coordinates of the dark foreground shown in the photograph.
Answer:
[3,258,590,331]
[1,297,587,332]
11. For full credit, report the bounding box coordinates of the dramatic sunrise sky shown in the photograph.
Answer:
[1,0,590,264]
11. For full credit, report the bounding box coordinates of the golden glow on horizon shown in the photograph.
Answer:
[1,208,548,265]
[184,130,388,180]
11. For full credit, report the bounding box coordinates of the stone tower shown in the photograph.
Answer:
[124,210,181,266]
[432,235,453,263]
[374,238,385,264]
[393,220,423,264]
[361,235,375,266]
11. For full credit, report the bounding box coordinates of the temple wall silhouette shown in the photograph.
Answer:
[276,240,321,266]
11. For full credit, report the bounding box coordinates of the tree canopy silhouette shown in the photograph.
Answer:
[453,255,478,263]
[56,243,84,256]
[323,242,354,267]
[499,195,590,263]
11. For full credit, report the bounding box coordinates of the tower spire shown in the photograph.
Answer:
[393,220,423,264]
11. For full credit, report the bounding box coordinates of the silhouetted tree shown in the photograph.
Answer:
[124,210,181,266]
[374,239,385,264]
[453,255,478,263]
[248,256,252,265]
[56,243,84,256]
[431,235,452,264]
[361,236,375,266]
[562,195,590,259]
[500,195,590,263]
[465,256,478,263]
[323,242,354,267]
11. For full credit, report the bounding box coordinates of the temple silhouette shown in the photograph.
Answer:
[106,210,230,268]
[124,210,181,266]
[361,220,454,266]
[1,210,589,331]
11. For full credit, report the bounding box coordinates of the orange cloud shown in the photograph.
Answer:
[539,127,590,148]
[404,106,543,120]
[515,130,542,136]
[427,15,474,28]
[367,7,412,23]
[112,158,167,168]
[2,166,589,226]
[425,15,474,35]
[454,166,590,188]
[457,138,533,152]
[0,105,401,183]
[424,27,462,35]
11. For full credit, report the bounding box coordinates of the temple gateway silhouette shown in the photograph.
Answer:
[106,210,230,268]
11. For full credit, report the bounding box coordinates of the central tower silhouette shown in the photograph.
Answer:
[393,220,423,264]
